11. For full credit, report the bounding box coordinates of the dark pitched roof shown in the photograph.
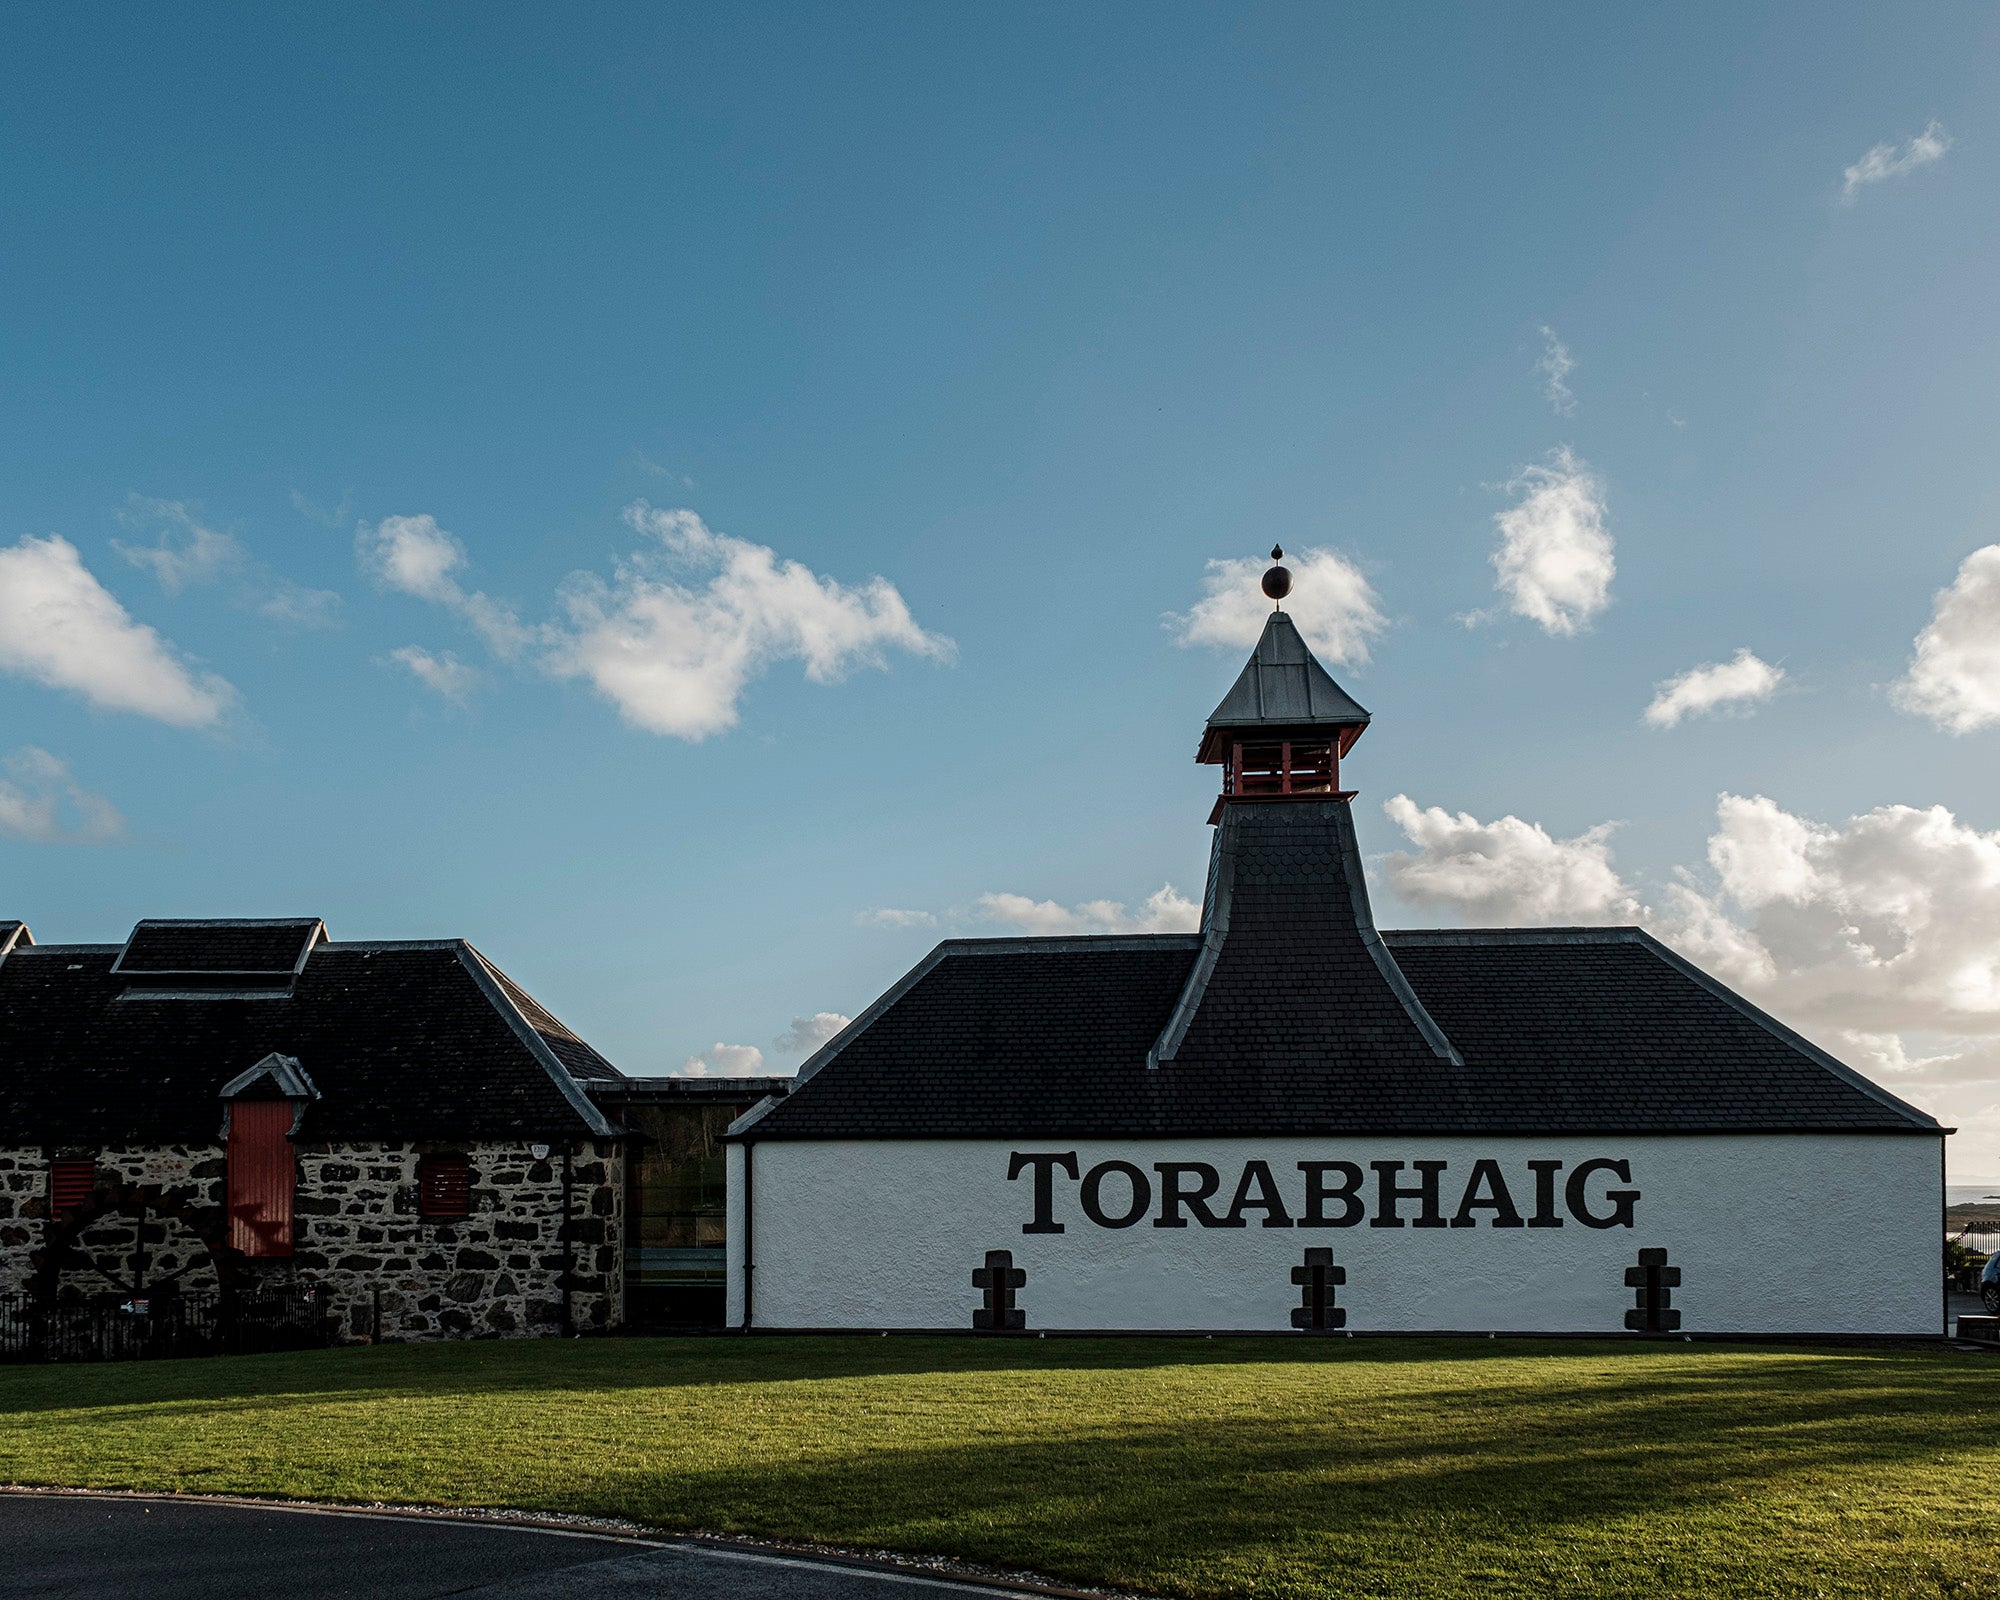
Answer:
[0,934,624,1144]
[0,922,30,962]
[476,954,621,1082]
[737,799,1941,1143]
[1197,610,1369,761]
[113,918,324,978]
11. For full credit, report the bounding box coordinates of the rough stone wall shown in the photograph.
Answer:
[0,1140,624,1343]
[295,1140,624,1341]
[0,1148,47,1296]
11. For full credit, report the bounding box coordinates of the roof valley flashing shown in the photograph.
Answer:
[736,606,1944,1144]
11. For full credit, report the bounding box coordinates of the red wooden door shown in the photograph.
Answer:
[227,1100,295,1257]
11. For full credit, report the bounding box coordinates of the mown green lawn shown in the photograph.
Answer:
[1,1336,1993,1600]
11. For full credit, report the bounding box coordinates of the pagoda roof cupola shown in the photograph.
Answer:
[1195,547,1370,764]
[1196,550,1371,821]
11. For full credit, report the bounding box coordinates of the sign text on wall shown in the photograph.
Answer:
[1005,1153,1639,1233]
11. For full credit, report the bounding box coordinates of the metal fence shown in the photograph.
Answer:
[0,1285,330,1363]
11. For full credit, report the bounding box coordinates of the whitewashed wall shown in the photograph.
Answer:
[727,1135,1942,1335]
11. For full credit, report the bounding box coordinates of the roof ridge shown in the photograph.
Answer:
[1383,927,1646,945]
[1624,928,1944,1132]
[456,944,622,1135]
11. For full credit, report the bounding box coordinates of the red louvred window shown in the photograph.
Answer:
[227,1099,296,1257]
[418,1153,471,1220]
[49,1160,95,1222]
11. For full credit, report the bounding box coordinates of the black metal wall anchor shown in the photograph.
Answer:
[972,1249,1026,1331]
[1624,1247,1682,1333]
[1291,1246,1346,1331]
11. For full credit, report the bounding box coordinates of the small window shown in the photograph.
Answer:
[418,1153,472,1221]
[49,1160,95,1222]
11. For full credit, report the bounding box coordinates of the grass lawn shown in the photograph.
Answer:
[1,1336,1994,1600]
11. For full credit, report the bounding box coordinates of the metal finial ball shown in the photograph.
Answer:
[1270,545,1284,562]
[1262,562,1292,601]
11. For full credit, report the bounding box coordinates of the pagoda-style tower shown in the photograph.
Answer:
[1196,549,1371,821]
[1149,549,1462,1079]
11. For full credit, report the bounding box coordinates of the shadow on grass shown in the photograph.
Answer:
[0,1333,1977,1416]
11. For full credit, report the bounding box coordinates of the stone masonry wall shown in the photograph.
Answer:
[0,1140,624,1343]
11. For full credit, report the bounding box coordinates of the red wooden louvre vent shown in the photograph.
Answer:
[227,1099,296,1257]
[49,1160,95,1221]
[418,1153,471,1220]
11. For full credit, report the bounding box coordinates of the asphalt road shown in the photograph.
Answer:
[0,1493,1019,1600]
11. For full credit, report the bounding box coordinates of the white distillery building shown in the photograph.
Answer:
[727,579,1947,1337]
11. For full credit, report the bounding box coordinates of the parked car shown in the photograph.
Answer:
[1983,1252,2000,1315]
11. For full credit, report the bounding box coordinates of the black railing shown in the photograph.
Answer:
[0,1286,331,1363]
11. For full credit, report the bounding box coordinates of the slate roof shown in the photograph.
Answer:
[736,798,1942,1143]
[1198,610,1370,761]
[114,918,323,978]
[0,927,624,1144]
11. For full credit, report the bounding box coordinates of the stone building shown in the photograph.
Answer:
[727,565,1949,1337]
[0,916,633,1342]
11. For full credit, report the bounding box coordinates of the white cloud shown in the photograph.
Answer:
[363,504,951,741]
[1536,326,1576,417]
[854,907,938,929]
[681,1042,767,1077]
[114,498,244,593]
[257,580,343,629]
[553,504,953,739]
[977,884,1200,936]
[1489,449,1614,636]
[773,1012,851,1056]
[1842,120,1951,203]
[1167,547,1385,666]
[1380,787,2000,1169]
[0,535,237,728]
[387,646,479,705]
[357,514,534,658]
[289,489,353,530]
[1381,795,1642,925]
[1643,649,1785,728]
[1893,545,2000,734]
[0,747,123,844]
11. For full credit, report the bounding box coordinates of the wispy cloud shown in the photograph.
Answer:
[1167,547,1385,666]
[1536,326,1576,417]
[118,496,343,627]
[113,497,243,593]
[854,907,938,929]
[1644,649,1785,728]
[1892,545,2000,734]
[1842,120,1951,203]
[361,504,953,741]
[1487,448,1613,636]
[977,884,1199,936]
[290,489,354,530]
[386,645,479,706]
[0,747,124,844]
[0,535,236,728]
[257,579,344,629]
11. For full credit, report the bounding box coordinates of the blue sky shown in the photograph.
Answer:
[4,5,2000,1168]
